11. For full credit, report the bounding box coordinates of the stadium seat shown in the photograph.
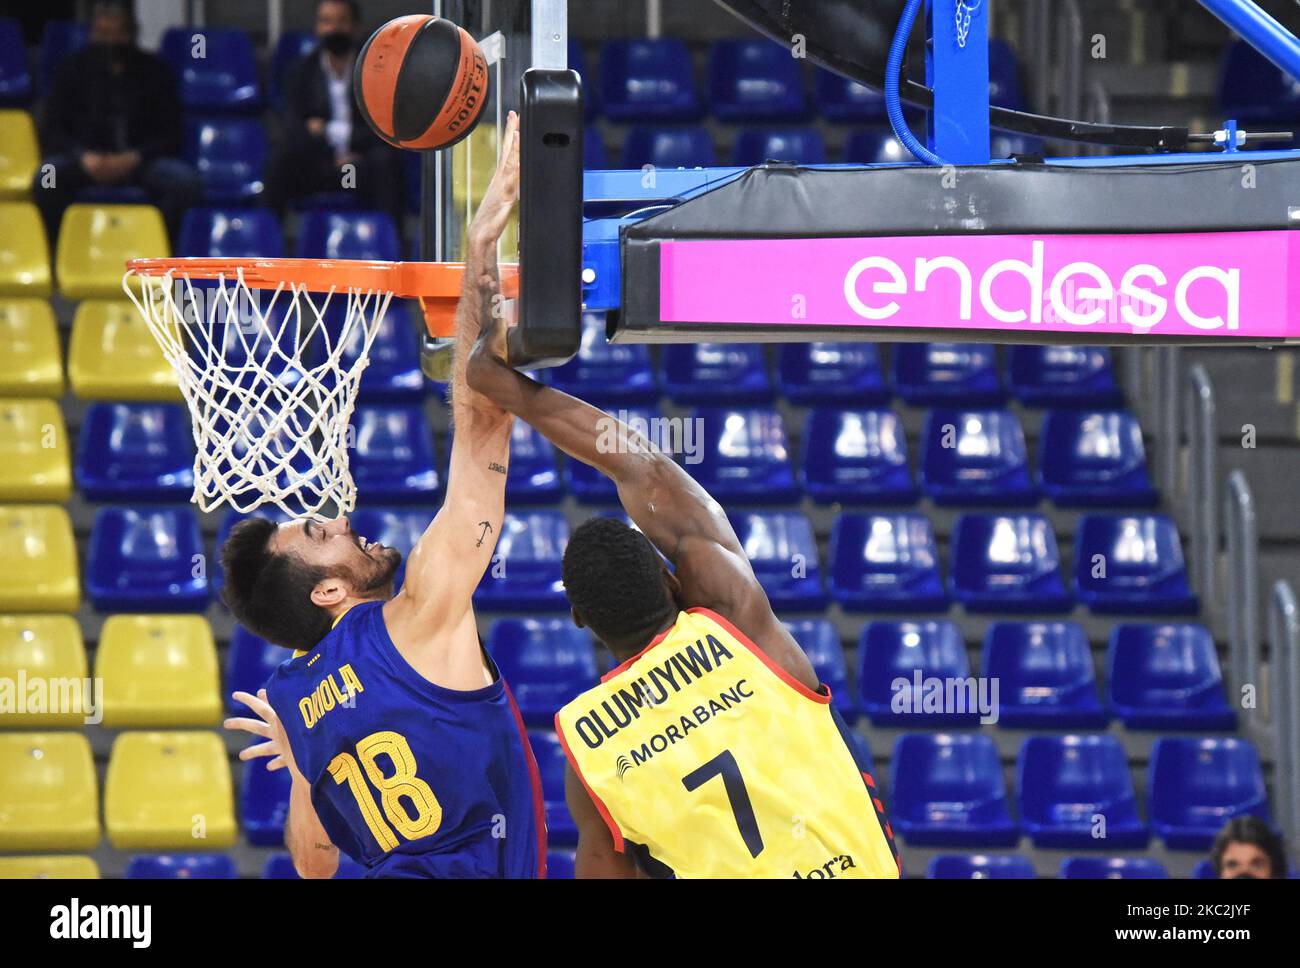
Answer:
[177,206,284,258]
[783,619,856,721]
[57,204,168,300]
[921,409,1036,506]
[0,733,99,850]
[38,20,89,96]
[547,850,576,879]
[621,125,717,169]
[859,620,979,727]
[262,852,366,878]
[0,202,51,296]
[1217,39,1300,123]
[125,854,238,879]
[1149,737,1269,850]
[1017,735,1149,848]
[844,127,916,164]
[226,625,294,712]
[0,399,71,501]
[349,405,441,503]
[75,402,195,502]
[0,299,62,396]
[982,621,1107,729]
[732,128,827,166]
[1038,409,1157,508]
[600,39,701,122]
[1059,856,1167,879]
[567,405,662,505]
[297,209,402,261]
[185,117,267,203]
[0,18,30,103]
[529,731,577,846]
[1074,514,1197,615]
[241,758,291,847]
[829,513,947,612]
[160,27,261,111]
[95,615,221,728]
[691,407,799,504]
[730,511,827,610]
[548,314,657,403]
[502,420,565,504]
[0,855,99,878]
[0,614,85,728]
[814,67,887,123]
[0,505,79,612]
[475,511,570,611]
[661,343,773,404]
[345,506,433,593]
[950,513,1071,613]
[86,507,209,613]
[893,343,1004,406]
[1007,345,1122,407]
[927,854,1036,879]
[67,300,181,401]
[891,733,1019,847]
[1107,623,1235,731]
[709,39,807,121]
[0,110,37,198]
[268,30,317,110]
[487,619,599,726]
[801,408,915,505]
[105,731,236,850]
[335,301,423,401]
[776,342,889,406]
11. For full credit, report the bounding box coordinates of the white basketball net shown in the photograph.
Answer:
[123,268,390,522]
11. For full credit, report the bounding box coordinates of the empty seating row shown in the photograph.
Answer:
[927,854,1173,879]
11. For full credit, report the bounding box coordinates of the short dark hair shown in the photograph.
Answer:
[562,517,673,642]
[318,0,361,23]
[91,0,138,34]
[220,517,335,651]
[1211,816,1288,878]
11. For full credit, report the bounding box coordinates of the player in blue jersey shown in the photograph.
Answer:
[220,113,545,879]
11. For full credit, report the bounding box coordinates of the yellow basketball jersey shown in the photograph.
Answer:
[555,608,900,879]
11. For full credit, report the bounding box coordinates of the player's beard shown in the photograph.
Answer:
[352,545,402,597]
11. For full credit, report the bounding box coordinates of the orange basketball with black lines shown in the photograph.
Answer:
[354,15,488,150]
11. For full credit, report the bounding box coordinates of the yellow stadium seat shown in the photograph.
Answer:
[67,299,181,401]
[104,731,236,850]
[96,616,221,728]
[0,111,39,200]
[0,733,100,850]
[0,615,87,728]
[0,399,72,502]
[0,505,80,612]
[0,300,62,398]
[0,855,100,878]
[56,204,169,300]
[0,202,52,297]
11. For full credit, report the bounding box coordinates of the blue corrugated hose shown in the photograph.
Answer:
[885,0,946,165]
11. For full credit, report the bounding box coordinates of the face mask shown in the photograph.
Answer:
[321,31,352,56]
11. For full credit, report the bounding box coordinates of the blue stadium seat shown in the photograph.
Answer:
[1191,859,1217,879]
[829,513,947,612]
[859,620,979,727]
[776,342,889,405]
[177,206,285,258]
[488,619,598,726]
[75,402,195,502]
[160,27,261,112]
[730,511,827,610]
[982,621,1107,729]
[1017,735,1149,848]
[501,420,564,504]
[529,731,577,846]
[348,507,434,593]
[226,625,293,712]
[549,315,657,403]
[1074,514,1197,615]
[661,343,772,404]
[1217,39,1300,124]
[891,733,1019,847]
[844,127,917,164]
[621,125,717,169]
[814,67,886,123]
[0,19,31,103]
[732,128,827,166]
[928,854,1036,879]
[893,343,1004,406]
[268,31,316,110]
[567,405,662,505]
[349,405,441,503]
[569,40,597,118]
[783,619,856,721]
[951,513,1071,613]
[988,39,1026,111]
[691,407,799,504]
[920,409,1036,506]
[801,407,916,505]
[584,125,608,169]
[185,117,267,203]
[475,511,569,611]
[262,852,366,878]
[125,854,237,879]
[1060,856,1167,879]
[296,209,402,261]
[547,849,576,879]
[1107,623,1235,731]
[709,39,807,121]
[241,759,290,847]
[338,301,424,401]
[39,20,88,96]
[601,39,701,122]
[87,507,209,612]
[1039,409,1156,508]
[1007,345,1122,407]
[1149,738,1269,850]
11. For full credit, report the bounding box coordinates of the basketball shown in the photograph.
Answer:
[353,14,489,151]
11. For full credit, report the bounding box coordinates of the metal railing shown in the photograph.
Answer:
[1184,363,1219,603]
[1224,471,1260,701]
[1267,580,1300,846]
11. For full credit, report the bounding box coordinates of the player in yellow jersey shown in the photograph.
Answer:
[467,324,901,880]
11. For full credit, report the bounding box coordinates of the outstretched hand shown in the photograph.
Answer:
[467,110,521,251]
[224,688,299,777]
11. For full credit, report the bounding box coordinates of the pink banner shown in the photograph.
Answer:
[658,231,1300,339]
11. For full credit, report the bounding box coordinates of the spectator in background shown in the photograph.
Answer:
[34,0,201,245]
[1210,816,1289,879]
[267,0,405,221]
